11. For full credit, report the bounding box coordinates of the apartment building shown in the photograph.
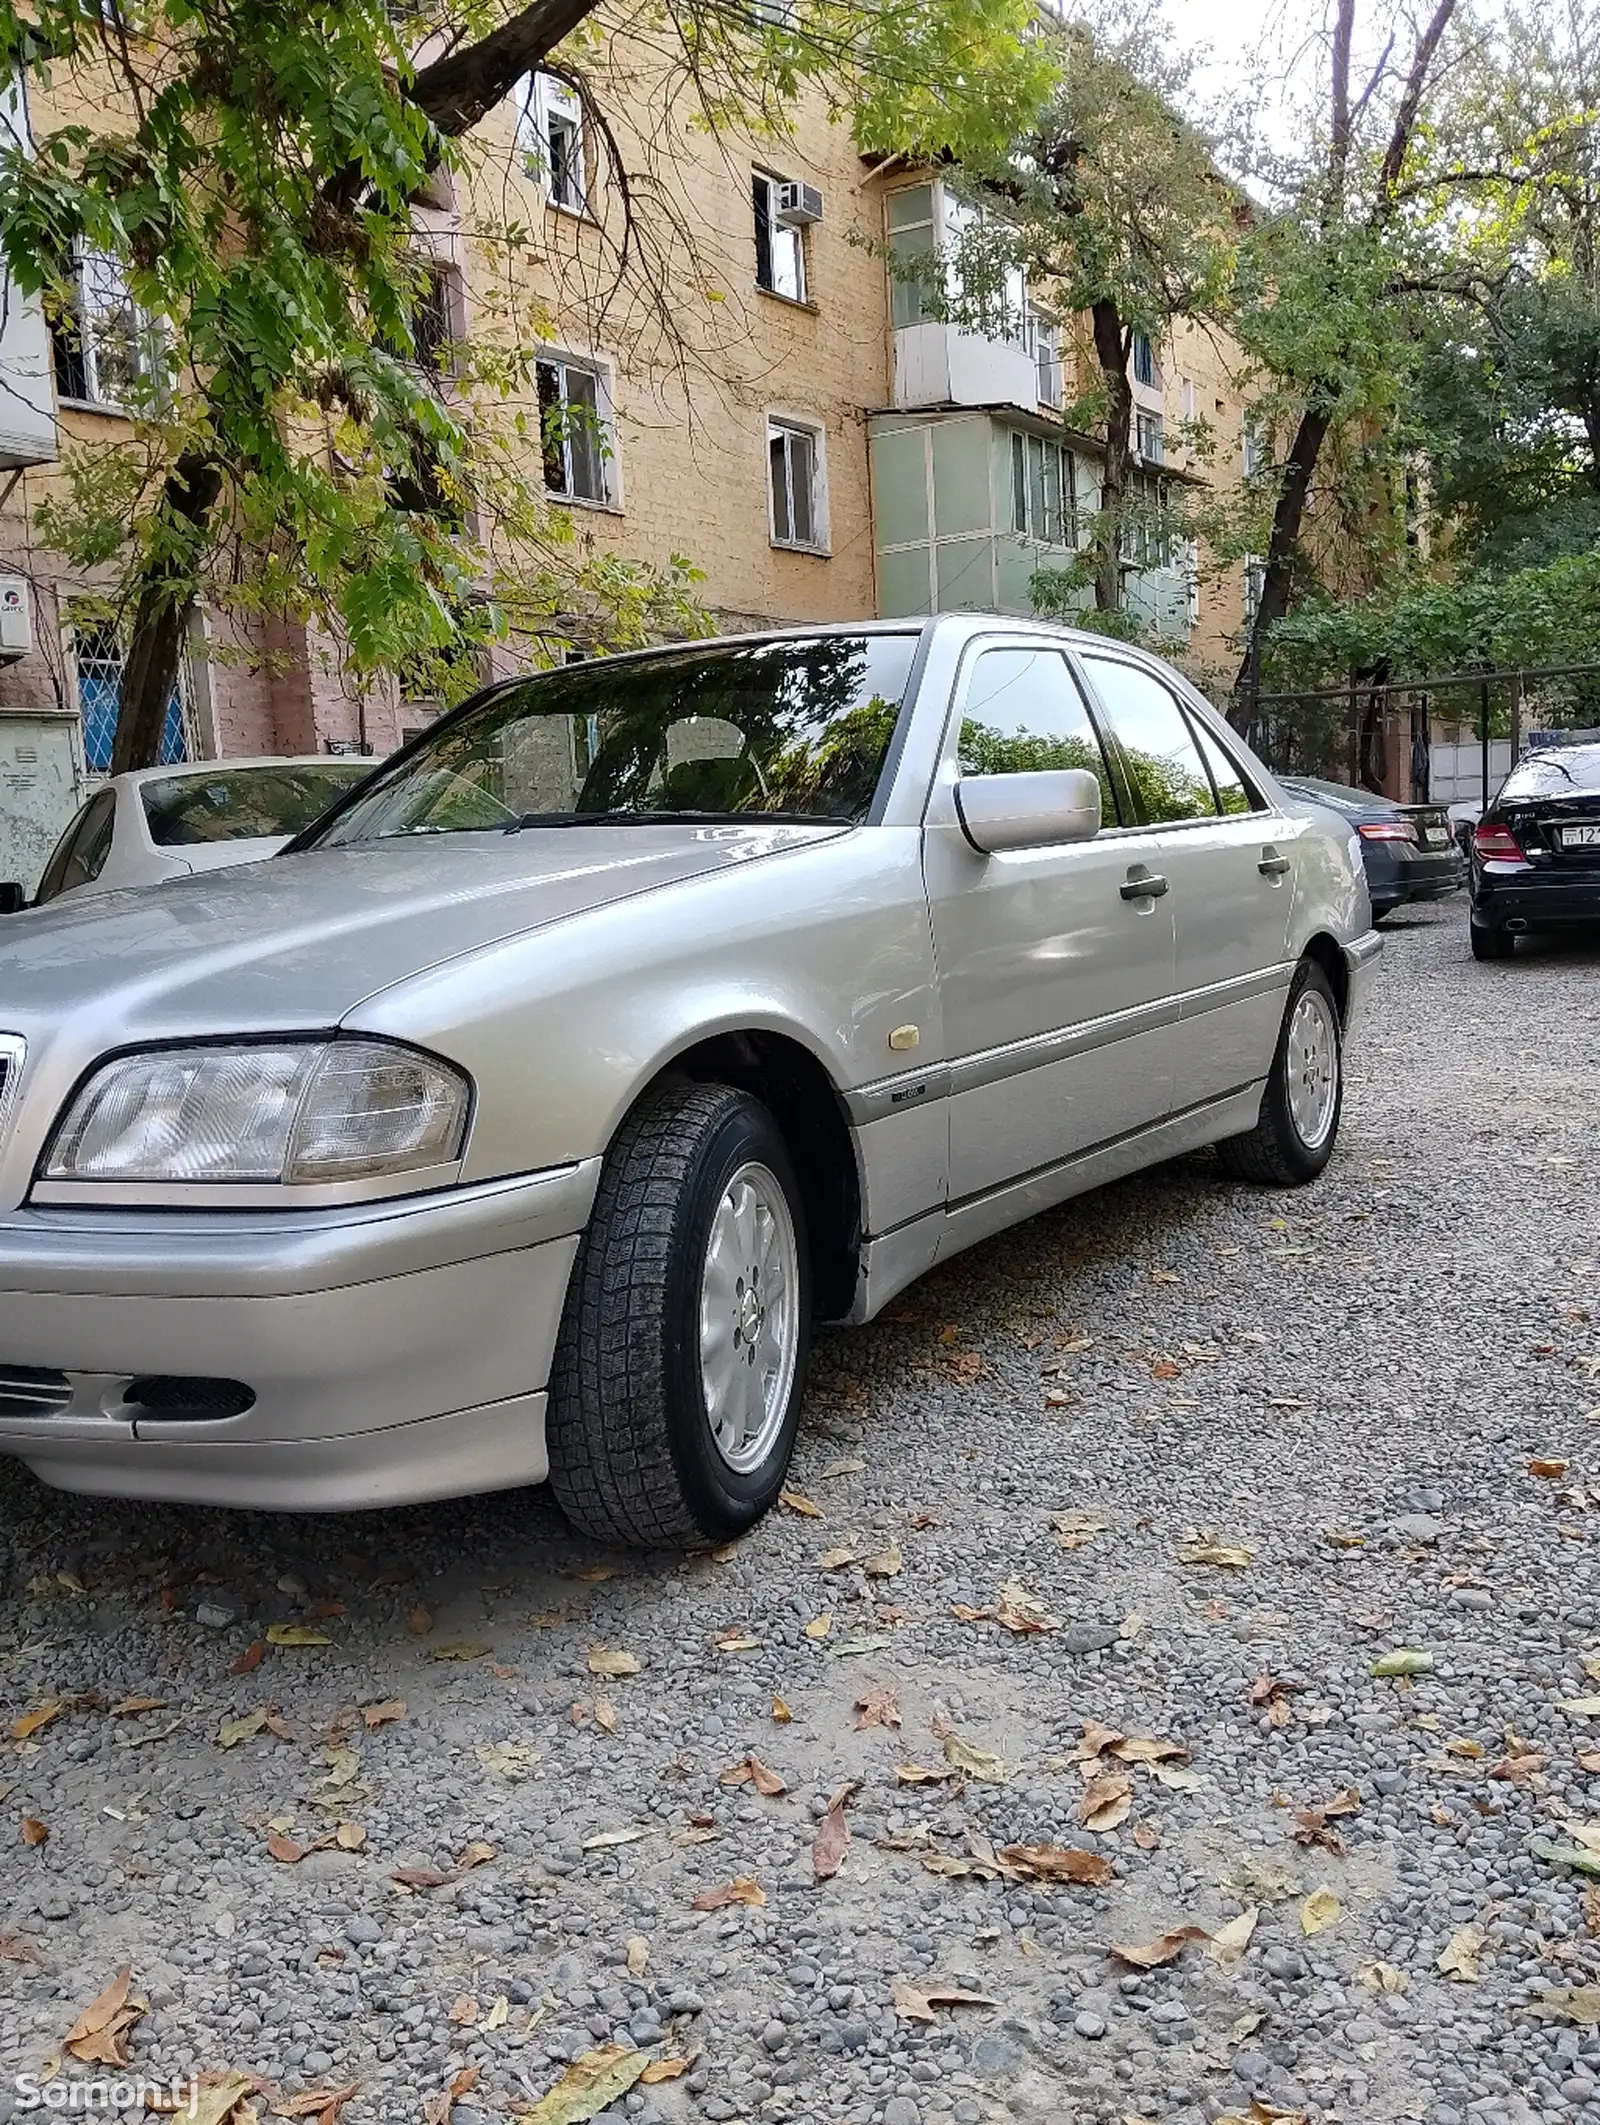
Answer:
[0,44,1258,886]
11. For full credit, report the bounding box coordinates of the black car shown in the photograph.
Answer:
[1468,741,1600,960]
[1277,775,1465,920]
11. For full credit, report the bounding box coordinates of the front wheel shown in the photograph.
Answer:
[1216,960,1343,1186]
[547,1080,811,1548]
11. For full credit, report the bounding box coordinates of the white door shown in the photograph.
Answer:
[923,642,1179,1205]
[1075,652,1295,1113]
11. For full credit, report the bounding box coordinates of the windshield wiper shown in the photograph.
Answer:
[504,809,854,832]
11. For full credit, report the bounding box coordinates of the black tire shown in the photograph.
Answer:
[547,1079,811,1548]
[1216,959,1344,1187]
[1470,920,1515,961]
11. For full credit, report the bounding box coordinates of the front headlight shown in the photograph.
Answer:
[44,1039,471,1185]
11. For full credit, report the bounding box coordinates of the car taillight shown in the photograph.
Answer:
[1357,821,1418,844]
[1473,821,1526,862]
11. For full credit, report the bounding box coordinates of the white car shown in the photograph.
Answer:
[7,756,375,909]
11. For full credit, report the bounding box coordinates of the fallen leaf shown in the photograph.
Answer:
[406,1607,432,1637]
[516,2044,649,2123]
[569,1563,617,1583]
[335,1822,365,1851]
[594,1699,618,1735]
[109,1696,169,1718]
[822,1457,866,1478]
[1149,1762,1204,1791]
[862,1542,902,1579]
[1076,1718,1124,1761]
[265,1624,331,1648]
[691,1876,766,1910]
[815,1545,860,1571]
[429,1641,490,1662]
[10,1702,63,1741]
[895,1763,955,1786]
[1176,1540,1253,1568]
[814,1782,857,1881]
[993,1581,1060,1634]
[1300,1886,1341,1936]
[1080,1771,1134,1832]
[361,1699,406,1730]
[1444,1736,1484,1759]
[1208,1907,1259,1967]
[1356,1960,1408,1993]
[943,1733,1012,1783]
[1111,1927,1209,1969]
[1530,1458,1570,1478]
[1437,1924,1485,1982]
[267,1833,306,1864]
[64,1967,144,2066]
[890,1976,997,2022]
[712,1631,761,1654]
[476,1740,541,1780]
[423,2067,479,2125]
[780,1489,824,1518]
[449,1994,477,2026]
[1371,1649,1434,1678]
[1133,1819,1161,1850]
[216,1708,271,1750]
[1050,1509,1111,1550]
[1560,1697,1600,1717]
[637,2055,693,2085]
[855,1685,901,1730]
[0,1930,44,1963]
[830,1633,897,1659]
[719,1753,787,1797]
[771,1696,793,1723]
[624,1935,649,1977]
[1531,1834,1600,1879]
[581,1826,649,1851]
[230,1641,267,1675]
[1529,1986,1600,2027]
[21,1815,48,1846]
[184,2073,261,2125]
[996,1843,1113,1886]
[803,1613,832,1640]
[1110,1734,1188,1765]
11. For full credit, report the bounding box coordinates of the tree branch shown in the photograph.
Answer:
[410,0,604,136]
[1377,0,1459,201]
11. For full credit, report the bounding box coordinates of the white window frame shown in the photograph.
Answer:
[51,246,163,412]
[766,414,828,553]
[1010,431,1078,548]
[1135,409,1164,464]
[752,170,807,303]
[516,72,589,216]
[535,349,617,509]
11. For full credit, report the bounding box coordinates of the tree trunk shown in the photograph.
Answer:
[110,451,223,773]
[1230,401,1331,731]
[1090,298,1131,613]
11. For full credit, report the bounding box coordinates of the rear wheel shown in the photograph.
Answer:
[1217,959,1343,1187]
[1470,920,1515,961]
[548,1080,811,1548]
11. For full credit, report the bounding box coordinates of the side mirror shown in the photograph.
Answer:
[0,882,26,915]
[953,768,1102,855]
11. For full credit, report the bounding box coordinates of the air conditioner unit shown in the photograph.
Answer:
[775,182,824,228]
[0,577,30,660]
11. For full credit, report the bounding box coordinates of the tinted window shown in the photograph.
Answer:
[142,763,370,846]
[957,648,1119,823]
[1081,656,1217,824]
[1499,745,1600,802]
[1190,718,1262,815]
[309,636,917,844]
[35,790,116,903]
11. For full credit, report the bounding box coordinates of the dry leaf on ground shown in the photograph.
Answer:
[779,1489,824,1518]
[1177,1539,1254,1568]
[691,1876,766,1910]
[586,1646,641,1678]
[21,1815,48,1846]
[997,1843,1113,1886]
[230,1641,267,1675]
[1356,1960,1408,1993]
[428,1641,489,1662]
[216,1708,271,1750]
[803,1614,832,1640]
[638,2056,694,2085]
[265,1624,331,1648]
[855,1685,901,1730]
[422,2066,478,2125]
[181,2072,261,2125]
[1079,1771,1133,1832]
[361,1699,405,1729]
[517,2045,648,2125]
[712,1631,761,1654]
[625,1936,649,1976]
[862,1542,902,1579]
[581,1826,649,1851]
[0,1930,43,1963]
[1530,1986,1600,2026]
[1300,1886,1341,1936]
[1111,1927,1208,1969]
[993,1581,1060,1634]
[10,1703,63,1742]
[1530,1457,1570,1478]
[770,1696,793,1723]
[1110,1734,1188,1765]
[942,1733,1012,1784]
[890,1976,997,2022]
[65,1967,144,2066]
[276,2081,360,2125]
[1437,1924,1485,1982]
[813,1780,858,1881]
[1207,1908,1259,1967]
[1371,1648,1434,1678]
[719,1754,786,1797]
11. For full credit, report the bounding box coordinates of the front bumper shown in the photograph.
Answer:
[0,1161,598,1510]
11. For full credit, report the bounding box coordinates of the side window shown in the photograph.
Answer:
[35,790,115,903]
[957,648,1119,824]
[1189,716,1264,816]
[1080,656,1217,825]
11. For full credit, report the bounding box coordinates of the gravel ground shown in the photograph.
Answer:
[4,898,1600,2125]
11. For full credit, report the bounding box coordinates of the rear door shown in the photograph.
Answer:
[1075,651,1295,1114]
[923,639,1179,1205]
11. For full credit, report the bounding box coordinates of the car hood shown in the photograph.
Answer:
[0,823,842,1039]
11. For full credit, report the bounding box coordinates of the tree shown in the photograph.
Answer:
[0,0,1055,768]
[1228,0,1464,723]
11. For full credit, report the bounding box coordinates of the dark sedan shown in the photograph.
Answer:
[1278,775,1465,920]
[1468,741,1600,960]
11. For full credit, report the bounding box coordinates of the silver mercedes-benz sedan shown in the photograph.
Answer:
[0,617,1379,1543]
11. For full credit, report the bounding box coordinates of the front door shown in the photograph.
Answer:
[1075,651,1297,1112]
[923,641,1179,1206]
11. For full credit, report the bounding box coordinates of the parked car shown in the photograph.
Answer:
[1,756,375,912]
[1276,774,1464,918]
[0,620,1380,1543]
[1468,739,1600,959]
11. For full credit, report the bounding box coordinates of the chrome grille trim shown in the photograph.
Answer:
[0,1366,73,1417]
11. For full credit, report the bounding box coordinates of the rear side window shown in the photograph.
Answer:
[1189,717,1264,815]
[1499,745,1600,802]
[957,647,1120,825]
[35,789,116,903]
[1079,655,1217,823]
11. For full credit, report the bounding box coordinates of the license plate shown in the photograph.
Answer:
[1560,823,1600,847]
[1422,826,1450,846]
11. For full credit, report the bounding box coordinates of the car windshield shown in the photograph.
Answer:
[142,763,371,846]
[306,635,918,845]
[1498,745,1600,801]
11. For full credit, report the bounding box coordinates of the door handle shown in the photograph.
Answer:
[1258,854,1292,877]
[1120,872,1169,900]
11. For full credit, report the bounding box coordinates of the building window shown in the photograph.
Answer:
[1242,417,1266,478]
[410,265,456,373]
[536,354,612,505]
[1035,326,1062,409]
[885,184,937,329]
[1131,331,1158,387]
[1010,432,1077,547]
[517,73,587,213]
[768,418,825,550]
[50,248,161,410]
[1243,555,1266,624]
[1120,474,1175,570]
[1136,410,1164,464]
[753,172,806,302]
[70,613,190,772]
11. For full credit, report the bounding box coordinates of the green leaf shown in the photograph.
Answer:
[1531,1836,1600,1880]
[1370,1649,1434,1678]
[515,2045,649,2123]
